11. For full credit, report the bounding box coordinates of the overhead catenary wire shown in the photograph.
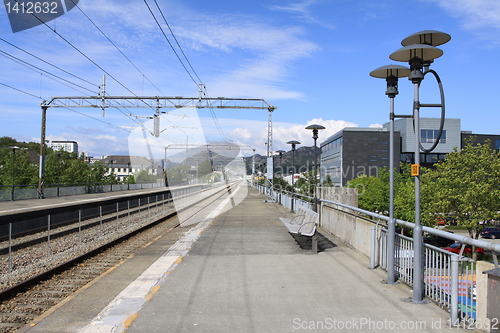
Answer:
[0,82,42,100]
[14,0,162,119]
[143,0,200,89]
[152,0,204,86]
[68,0,167,97]
[144,1,230,142]
[0,49,96,95]
[0,82,143,137]
[5,1,227,147]
[0,38,98,89]
[65,0,203,144]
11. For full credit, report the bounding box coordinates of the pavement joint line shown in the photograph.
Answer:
[79,184,242,333]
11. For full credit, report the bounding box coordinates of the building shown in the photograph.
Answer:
[320,118,500,187]
[461,132,500,152]
[51,141,78,154]
[320,127,400,187]
[100,155,162,180]
[387,118,461,167]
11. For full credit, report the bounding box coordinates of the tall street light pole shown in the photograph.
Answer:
[390,30,450,303]
[55,152,62,197]
[287,140,300,212]
[305,124,325,212]
[370,65,410,285]
[127,162,131,190]
[87,156,93,194]
[8,146,19,201]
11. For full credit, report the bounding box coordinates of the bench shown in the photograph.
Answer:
[280,206,319,253]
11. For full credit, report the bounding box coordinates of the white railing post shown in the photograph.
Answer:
[450,254,459,327]
[370,226,377,269]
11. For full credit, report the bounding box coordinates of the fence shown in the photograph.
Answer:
[255,183,313,211]
[255,184,500,326]
[0,183,218,289]
[0,181,170,201]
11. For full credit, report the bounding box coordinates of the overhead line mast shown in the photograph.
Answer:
[38,94,275,198]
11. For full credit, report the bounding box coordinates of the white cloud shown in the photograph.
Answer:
[268,0,336,29]
[229,117,358,155]
[431,0,500,30]
[173,14,320,98]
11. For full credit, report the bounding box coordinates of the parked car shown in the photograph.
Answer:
[435,217,445,226]
[423,233,455,248]
[480,227,500,239]
[442,242,484,255]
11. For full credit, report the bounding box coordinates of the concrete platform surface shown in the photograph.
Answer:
[23,185,469,332]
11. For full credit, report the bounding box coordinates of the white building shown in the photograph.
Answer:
[51,141,78,154]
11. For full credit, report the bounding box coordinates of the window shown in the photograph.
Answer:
[496,140,500,151]
[421,129,446,144]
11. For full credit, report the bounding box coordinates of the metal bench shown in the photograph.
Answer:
[280,206,319,253]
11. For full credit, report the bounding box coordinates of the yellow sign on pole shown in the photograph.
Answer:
[411,164,420,176]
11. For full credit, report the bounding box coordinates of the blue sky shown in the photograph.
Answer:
[1,0,499,159]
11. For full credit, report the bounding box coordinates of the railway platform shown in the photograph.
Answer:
[20,185,468,332]
[0,184,193,217]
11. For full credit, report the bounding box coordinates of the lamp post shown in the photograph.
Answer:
[370,65,410,284]
[276,150,285,176]
[287,140,300,212]
[8,146,19,201]
[109,159,116,192]
[87,156,93,194]
[252,148,256,186]
[127,162,131,190]
[389,30,450,303]
[55,152,62,197]
[305,124,325,212]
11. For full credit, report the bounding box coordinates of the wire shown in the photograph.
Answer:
[0,82,42,99]
[67,0,166,96]
[152,0,204,85]
[0,49,96,94]
[143,0,200,88]
[148,0,230,142]
[0,38,98,89]
[10,0,160,118]
[0,82,143,138]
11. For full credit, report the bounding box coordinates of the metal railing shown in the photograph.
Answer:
[0,181,169,201]
[0,184,212,277]
[254,183,313,211]
[255,184,500,325]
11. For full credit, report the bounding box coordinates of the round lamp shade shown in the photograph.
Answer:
[389,44,443,62]
[287,140,301,145]
[401,30,451,47]
[370,65,410,79]
[305,124,326,130]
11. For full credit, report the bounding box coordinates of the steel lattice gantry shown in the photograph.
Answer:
[37,96,276,197]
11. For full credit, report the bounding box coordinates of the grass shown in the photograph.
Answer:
[443,225,469,231]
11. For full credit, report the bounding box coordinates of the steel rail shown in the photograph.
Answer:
[0,182,239,302]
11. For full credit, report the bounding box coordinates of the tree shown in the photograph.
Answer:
[135,169,158,183]
[322,174,334,187]
[0,147,38,190]
[424,140,500,259]
[272,176,293,192]
[0,136,17,148]
[295,171,316,198]
[347,168,390,214]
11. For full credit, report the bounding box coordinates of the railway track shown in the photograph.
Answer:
[0,182,238,333]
